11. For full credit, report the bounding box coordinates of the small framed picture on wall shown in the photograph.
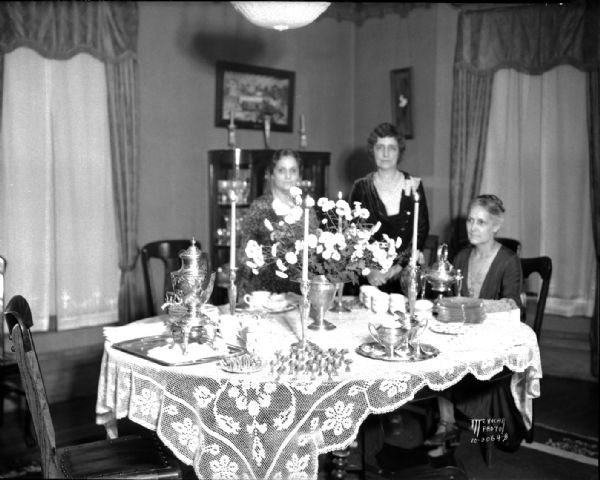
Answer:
[390,67,414,139]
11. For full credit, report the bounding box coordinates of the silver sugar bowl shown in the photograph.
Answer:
[422,243,462,302]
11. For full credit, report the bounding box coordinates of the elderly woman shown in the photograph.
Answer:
[349,122,429,293]
[238,149,317,295]
[425,194,525,451]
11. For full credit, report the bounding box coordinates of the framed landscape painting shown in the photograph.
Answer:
[215,61,295,132]
[390,67,414,139]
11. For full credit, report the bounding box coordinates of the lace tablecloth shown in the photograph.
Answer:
[96,306,542,480]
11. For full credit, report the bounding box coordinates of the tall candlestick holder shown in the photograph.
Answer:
[293,279,311,348]
[228,266,238,315]
[299,128,307,150]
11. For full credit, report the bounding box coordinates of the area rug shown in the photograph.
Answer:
[0,459,41,479]
[521,423,598,466]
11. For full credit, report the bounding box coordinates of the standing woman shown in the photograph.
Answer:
[238,149,317,295]
[349,122,429,293]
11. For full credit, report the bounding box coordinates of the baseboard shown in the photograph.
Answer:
[2,343,105,413]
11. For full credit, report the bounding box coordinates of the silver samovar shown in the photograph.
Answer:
[161,238,216,354]
[422,243,463,303]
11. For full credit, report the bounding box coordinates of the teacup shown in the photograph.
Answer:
[370,291,390,314]
[243,290,271,310]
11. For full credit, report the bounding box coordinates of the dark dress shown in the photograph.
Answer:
[237,194,318,295]
[448,243,527,451]
[349,171,430,293]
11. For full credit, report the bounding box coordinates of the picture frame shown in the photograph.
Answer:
[215,61,295,132]
[390,67,414,139]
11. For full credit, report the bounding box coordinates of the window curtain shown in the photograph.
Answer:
[449,3,600,375]
[480,66,594,317]
[0,1,140,325]
[1,47,119,330]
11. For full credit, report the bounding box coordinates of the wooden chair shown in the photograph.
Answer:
[480,256,552,466]
[4,294,183,479]
[141,239,197,316]
[0,255,28,437]
[521,256,552,341]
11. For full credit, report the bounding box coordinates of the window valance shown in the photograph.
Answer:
[0,1,138,62]
[455,3,599,74]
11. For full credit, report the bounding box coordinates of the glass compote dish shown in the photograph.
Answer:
[161,238,216,355]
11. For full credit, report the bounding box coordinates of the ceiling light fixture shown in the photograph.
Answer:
[231,2,330,31]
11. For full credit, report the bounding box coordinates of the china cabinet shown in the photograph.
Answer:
[207,149,330,303]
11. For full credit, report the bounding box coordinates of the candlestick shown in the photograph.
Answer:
[228,111,236,148]
[411,191,420,267]
[337,191,343,232]
[299,114,307,149]
[230,192,237,271]
[228,267,238,315]
[264,115,271,149]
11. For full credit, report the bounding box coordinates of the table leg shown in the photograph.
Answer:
[104,418,119,440]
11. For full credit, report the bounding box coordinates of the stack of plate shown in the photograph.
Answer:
[437,297,485,324]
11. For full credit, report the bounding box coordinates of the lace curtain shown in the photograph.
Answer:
[0,48,119,330]
[0,1,140,325]
[480,65,595,317]
[449,2,600,375]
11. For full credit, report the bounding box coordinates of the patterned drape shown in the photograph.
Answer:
[450,3,600,375]
[0,1,140,324]
[588,67,600,377]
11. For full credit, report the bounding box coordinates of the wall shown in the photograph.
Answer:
[353,4,458,238]
[137,1,356,251]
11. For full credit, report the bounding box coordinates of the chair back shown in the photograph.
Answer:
[520,256,552,341]
[497,237,521,256]
[4,295,61,478]
[141,240,198,316]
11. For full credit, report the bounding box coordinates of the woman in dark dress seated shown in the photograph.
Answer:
[425,194,525,450]
[349,122,430,293]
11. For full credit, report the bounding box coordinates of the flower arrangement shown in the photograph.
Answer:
[244,187,403,285]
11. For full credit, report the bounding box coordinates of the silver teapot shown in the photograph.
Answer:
[422,244,463,300]
[162,238,216,354]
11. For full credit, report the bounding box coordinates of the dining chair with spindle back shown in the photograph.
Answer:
[4,294,183,479]
[141,239,198,317]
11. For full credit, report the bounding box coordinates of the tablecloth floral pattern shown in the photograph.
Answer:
[96,307,542,480]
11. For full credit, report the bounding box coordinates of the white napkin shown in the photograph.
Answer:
[103,316,169,344]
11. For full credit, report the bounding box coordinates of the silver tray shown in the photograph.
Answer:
[112,335,245,367]
[356,342,439,362]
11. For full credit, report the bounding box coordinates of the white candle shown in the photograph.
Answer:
[302,197,311,282]
[229,110,234,127]
[300,114,306,131]
[337,191,343,231]
[230,193,236,270]
[411,191,420,267]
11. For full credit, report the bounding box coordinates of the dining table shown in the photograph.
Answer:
[95,298,542,480]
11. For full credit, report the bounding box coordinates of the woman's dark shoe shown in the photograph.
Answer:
[424,421,460,447]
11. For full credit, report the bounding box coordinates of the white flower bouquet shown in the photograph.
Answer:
[244,187,402,284]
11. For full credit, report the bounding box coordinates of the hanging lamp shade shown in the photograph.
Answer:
[231,2,330,31]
